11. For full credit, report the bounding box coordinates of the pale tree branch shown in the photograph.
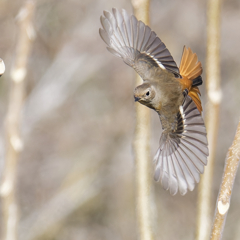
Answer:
[131,1,154,240]
[19,134,124,240]
[210,120,240,240]
[0,1,35,240]
[196,0,222,239]
[19,170,104,240]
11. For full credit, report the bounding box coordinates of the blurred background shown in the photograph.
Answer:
[0,0,239,239]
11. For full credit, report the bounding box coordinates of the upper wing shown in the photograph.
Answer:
[99,8,181,80]
[154,96,208,195]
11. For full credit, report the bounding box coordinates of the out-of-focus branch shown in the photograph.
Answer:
[210,120,240,240]
[23,50,108,133]
[131,1,154,240]
[196,0,222,239]
[19,132,122,240]
[0,1,35,240]
[19,171,103,240]
[0,59,5,76]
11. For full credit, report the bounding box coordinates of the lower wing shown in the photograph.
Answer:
[154,95,209,195]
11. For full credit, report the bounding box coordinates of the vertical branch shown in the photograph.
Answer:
[210,120,240,240]
[131,1,154,240]
[196,0,222,240]
[0,1,35,240]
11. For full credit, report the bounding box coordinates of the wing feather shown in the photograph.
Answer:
[99,8,180,79]
[154,96,208,195]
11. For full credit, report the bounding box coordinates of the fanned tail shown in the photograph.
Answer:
[154,96,208,195]
[179,46,203,112]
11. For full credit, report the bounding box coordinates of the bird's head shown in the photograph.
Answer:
[134,83,157,109]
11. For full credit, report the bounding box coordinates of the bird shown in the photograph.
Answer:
[99,8,209,195]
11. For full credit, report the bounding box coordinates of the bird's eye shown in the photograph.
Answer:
[146,91,150,96]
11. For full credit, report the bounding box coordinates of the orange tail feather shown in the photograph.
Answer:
[179,46,203,112]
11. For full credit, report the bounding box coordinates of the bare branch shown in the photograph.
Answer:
[19,171,103,240]
[131,1,154,239]
[210,120,240,240]
[0,59,5,76]
[0,1,35,240]
[196,0,222,239]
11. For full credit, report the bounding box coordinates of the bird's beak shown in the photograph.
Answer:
[134,96,140,102]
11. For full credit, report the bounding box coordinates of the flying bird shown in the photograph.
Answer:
[99,8,208,195]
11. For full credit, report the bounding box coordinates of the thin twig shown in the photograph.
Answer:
[196,0,222,239]
[0,1,35,240]
[210,120,240,240]
[131,1,154,240]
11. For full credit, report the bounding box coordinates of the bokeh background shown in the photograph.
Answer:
[0,0,239,239]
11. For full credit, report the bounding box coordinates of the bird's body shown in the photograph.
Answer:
[99,8,209,195]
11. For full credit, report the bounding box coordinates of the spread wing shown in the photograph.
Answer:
[99,8,181,80]
[154,96,208,195]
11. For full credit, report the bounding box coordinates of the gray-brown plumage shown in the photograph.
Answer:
[99,8,209,195]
